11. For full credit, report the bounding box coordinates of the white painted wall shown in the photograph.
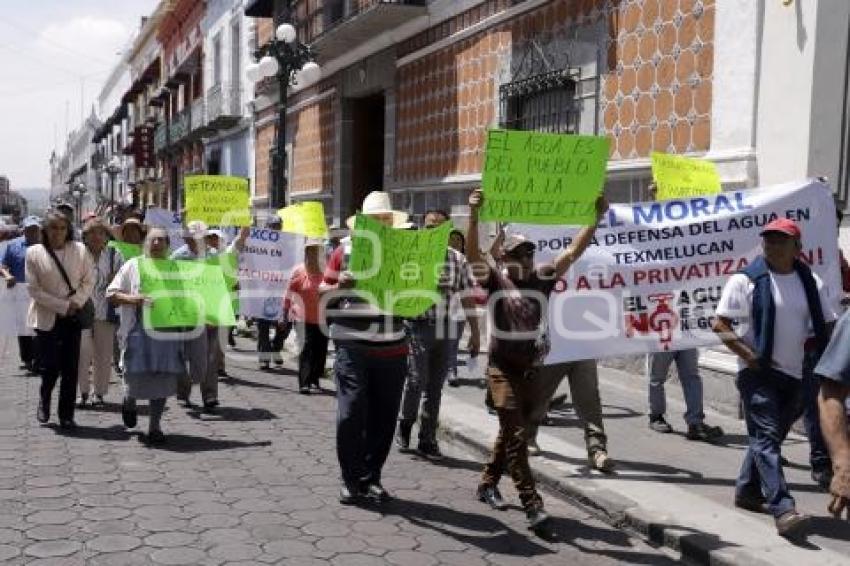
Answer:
[755,0,818,186]
[709,0,760,186]
[807,0,850,187]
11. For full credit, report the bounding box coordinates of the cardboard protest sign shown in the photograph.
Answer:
[278,201,329,239]
[0,284,33,337]
[184,175,251,227]
[107,240,142,260]
[236,228,304,320]
[480,129,609,225]
[511,180,840,363]
[138,259,236,328]
[651,152,721,200]
[348,214,452,318]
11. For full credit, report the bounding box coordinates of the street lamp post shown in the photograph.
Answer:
[246,15,321,209]
[105,156,122,223]
[72,182,87,228]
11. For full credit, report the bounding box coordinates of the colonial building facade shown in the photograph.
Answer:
[244,0,850,230]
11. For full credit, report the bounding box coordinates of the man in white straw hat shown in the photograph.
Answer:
[320,191,411,506]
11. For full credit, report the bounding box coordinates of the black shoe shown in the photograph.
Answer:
[91,394,105,406]
[339,484,361,505]
[59,419,77,430]
[686,422,724,442]
[447,376,460,387]
[649,415,673,433]
[396,421,412,453]
[259,361,271,371]
[203,400,219,413]
[36,398,49,424]
[122,398,138,428]
[76,394,89,409]
[417,442,444,461]
[217,368,228,377]
[477,485,507,510]
[299,386,310,395]
[734,493,769,514]
[146,430,167,446]
[363,482,391,503]
[812,465,833,490]
[273,354,284,366]
[526,507,551,530]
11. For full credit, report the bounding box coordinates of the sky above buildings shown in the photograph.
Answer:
[0,0,158,189]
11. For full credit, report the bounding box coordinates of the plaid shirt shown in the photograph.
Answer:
[416,247,476,321]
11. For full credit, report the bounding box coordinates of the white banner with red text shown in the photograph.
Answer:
[512,179,842,364]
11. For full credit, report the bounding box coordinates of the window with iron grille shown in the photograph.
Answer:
[499,68,580,134]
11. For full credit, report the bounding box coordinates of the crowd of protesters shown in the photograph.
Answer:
[4,183,850,537]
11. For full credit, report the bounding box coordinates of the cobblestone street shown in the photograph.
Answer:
[0,339,677,565]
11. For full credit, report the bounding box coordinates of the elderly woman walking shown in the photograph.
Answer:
[107,226,185,444]
[26,210,94,429]
[77,217,123,407]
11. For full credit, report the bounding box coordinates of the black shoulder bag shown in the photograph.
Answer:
[44,244,95,330]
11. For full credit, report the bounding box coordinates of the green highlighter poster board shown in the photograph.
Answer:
[479,128,609,225]
[348,215,452,318]
[138,258,236,329]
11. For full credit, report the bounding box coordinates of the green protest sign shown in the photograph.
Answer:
[480,129,609,225]
[107,240,142,260]
[138,258,236,329]
[184,175,251,227]
[348,214,452,318]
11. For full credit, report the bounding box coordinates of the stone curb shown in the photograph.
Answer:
[438,413,774,566]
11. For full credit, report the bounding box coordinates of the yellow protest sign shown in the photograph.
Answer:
[277,201,328,238]
[651,152,721,200]
[185,175,251,227]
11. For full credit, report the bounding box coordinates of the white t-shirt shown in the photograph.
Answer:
[715,271,838,379]
[106,258,142,349]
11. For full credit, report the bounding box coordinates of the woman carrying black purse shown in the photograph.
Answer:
[25,210,95,429]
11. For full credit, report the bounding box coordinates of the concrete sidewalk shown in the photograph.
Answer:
[437,357,850,565]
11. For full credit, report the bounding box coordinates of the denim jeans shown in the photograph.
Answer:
[736,367,802,517]
[647,349,705,426]
[399,319,453,445]
[802,350,831,470]
[335,340,408,486]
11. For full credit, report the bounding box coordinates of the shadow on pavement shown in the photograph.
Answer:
[807,516,850,543]
[379,498,676,563]
[49,423,133,440]
[149,435,272,453]
[185,406,278,422]
[219,375,286,390]
[537,451,827,494]
[380,498,554,557]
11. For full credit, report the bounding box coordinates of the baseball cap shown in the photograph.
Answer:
[22,216,41,229]
[760,218,801,239]
[502,233,536,254]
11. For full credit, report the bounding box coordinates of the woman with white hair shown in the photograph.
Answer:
[107,226,185,444]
